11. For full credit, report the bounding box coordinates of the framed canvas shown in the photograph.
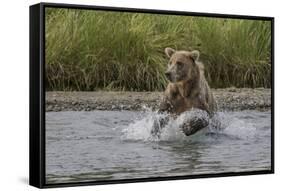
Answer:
[29,2,274,188]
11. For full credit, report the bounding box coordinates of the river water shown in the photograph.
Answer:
[46,109,271,184]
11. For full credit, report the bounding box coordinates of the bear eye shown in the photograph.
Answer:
[176,61,184,67]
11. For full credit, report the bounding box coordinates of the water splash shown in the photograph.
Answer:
[121,108,261,142]
[121,107,168,142]
[122,108,210,142]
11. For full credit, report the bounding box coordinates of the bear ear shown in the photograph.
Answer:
[165,47,175,58]
[190,50,200,61]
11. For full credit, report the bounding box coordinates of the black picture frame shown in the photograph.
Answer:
[30,2,275,188]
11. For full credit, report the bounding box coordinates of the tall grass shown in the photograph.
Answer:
[45,8,271,91]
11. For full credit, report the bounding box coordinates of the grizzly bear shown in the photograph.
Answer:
[153,47,217,136]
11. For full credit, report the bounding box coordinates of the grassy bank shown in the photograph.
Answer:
[46,8,271,91]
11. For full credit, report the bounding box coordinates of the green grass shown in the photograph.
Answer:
[45,8,271,91]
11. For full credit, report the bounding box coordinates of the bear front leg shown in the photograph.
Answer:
[150,98,172,137]
[158,97,173,113]
[151,115,169,138]
[180,111,209,136]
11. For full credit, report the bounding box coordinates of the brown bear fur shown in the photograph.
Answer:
[159,47,217,116]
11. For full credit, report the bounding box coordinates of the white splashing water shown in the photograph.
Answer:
[121,107,259,142]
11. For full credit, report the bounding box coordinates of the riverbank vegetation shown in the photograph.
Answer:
[46,8,271,91]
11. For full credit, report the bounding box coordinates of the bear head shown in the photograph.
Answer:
[164,47,200,83]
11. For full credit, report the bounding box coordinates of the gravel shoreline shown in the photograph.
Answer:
[46,88,271,112]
